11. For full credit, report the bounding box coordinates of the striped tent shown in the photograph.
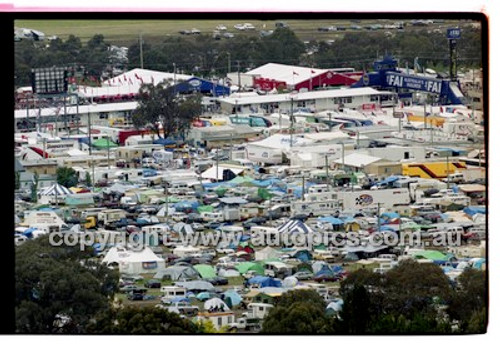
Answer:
[39,183,72,197]
[278,219,314,234]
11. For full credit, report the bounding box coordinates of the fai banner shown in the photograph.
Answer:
[385,72,442,94]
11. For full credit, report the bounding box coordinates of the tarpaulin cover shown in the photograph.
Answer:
[247,276,282,288]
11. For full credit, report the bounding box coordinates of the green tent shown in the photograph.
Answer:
[412,250,449,262]
[235,262,265,276]
[92,138,118,149]
[193,265,217,279]
[197,205,214,213]
[215,187,228,197]
[258,188,273,200]
[230,176,255,186]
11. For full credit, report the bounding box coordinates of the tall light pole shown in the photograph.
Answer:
[139,32,144,69]
[289,95,295,148]
[446,151,450,189]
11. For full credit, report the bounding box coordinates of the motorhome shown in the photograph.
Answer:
[200,212,224,223]
[291,199,341,217]
[97,209,127,226]
[161,286,187,302]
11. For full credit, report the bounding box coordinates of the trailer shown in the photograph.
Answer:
[337,188,411,210]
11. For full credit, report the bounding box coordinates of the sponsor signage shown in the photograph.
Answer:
[385,72,442,94]
[447,28,461,39]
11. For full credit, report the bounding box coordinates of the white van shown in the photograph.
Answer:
[161,286,187,302]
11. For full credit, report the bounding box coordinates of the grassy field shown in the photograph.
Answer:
[14,19,461,46]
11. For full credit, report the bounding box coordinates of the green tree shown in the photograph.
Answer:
[256,27,305,66]
[86,306,201,334]
[15,235,119,333]
[261,289,330,334]
[84,172,92,187]
[447,269,487,333]
[30,172,39,203]
[383,259,453,318]
[335,284,372,334]
[56,167,79,188]
[132,82,202,140]
[15,171,20,190]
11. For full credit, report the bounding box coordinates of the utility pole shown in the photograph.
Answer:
[341,143,345,170]
[290,96,294,148]
[216,147,219,183]
[302,176,305,201]
[325,155,329,185]
[107,137,110,169]
[164,182,169,225]
[446,152,450,189]
[139,33,144,69]
[377,202,382,234]
[424,102,427,129]
[87,110,92,155]
[237,60,241,92]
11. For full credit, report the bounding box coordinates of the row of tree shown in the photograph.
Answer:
[261,260,487,334]
[15,26,482,89]
[16,236,486,334]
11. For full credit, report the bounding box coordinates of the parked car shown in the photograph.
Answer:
[215,24,227,31]
[293,271,314,280]
[165,302,199,316]
[207,276,229,286]
[119,284,139,293]
[313,273,341,283]
[127,292,144,301]
[145,279,162,289]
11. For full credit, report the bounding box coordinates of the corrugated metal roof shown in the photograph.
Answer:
[216,87,389,105]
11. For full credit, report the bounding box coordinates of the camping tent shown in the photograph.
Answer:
[102,246,165,274]
[204,298,230,312]
[278,219,314,234]
[194,264,217,279]
[247,276,282,288]
[39,183,72,197]
[292,249,313,262]
[235,262,265,276]
[175,280,215,292]
[283,276,298,288]
[154,266,199,281]
[412,250,449,262]
[223,290,242,306]
[255,246,281,261]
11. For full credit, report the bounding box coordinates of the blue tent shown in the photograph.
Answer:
[292,249,313,262]
[318,217,344,225]
[248,276,282,288]
[341,217,357,224]
[463,206,486,216]
[315,264,335,276]
[22,227,38,238]
[380,212,400,220]
[374,176,400,187]
[223,290,242,306]
[240,235,251,242]
[196,292,213,301]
